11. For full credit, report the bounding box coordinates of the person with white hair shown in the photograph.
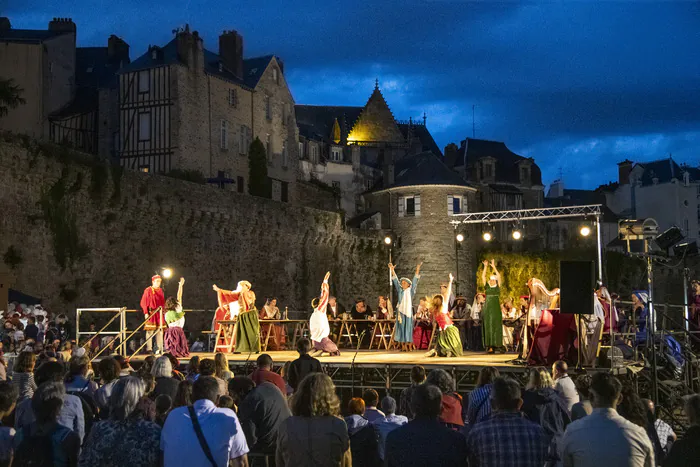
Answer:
[151,355,179,401]
[372,396,408,461]
[79,376,162,467]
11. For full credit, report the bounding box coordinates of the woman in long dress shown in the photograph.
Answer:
[426,273,462,357]
[259,298,286,350]
[481,259,504,354]
[164,277,189,358]
[212,281,260,354]
[412,297,433,350]
[467,294,485,351]
[389,262,422,352]
[309,272,340,356]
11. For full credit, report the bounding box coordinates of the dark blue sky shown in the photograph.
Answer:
[7,1,700,189]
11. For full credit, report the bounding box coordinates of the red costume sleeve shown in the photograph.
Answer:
[318,282,330,313]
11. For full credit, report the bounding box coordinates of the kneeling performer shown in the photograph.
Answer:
[426,273,463,357]
[309,272,340,356]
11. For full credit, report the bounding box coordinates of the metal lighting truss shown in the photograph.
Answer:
[449,204,603,225]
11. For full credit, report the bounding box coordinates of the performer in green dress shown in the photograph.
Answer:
[481,259,503,354]
[212,281,260,354]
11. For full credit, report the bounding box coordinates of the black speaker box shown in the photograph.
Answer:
[559,260,594,315]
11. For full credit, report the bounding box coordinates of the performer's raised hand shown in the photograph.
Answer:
[324,271,331,282]
[449,272,454,283]
[179,277,185,286]
[482,260,489,268]
[212,284,220,292]
[415,262,423,275]
[388,263,395,271]
[490,259,496,268]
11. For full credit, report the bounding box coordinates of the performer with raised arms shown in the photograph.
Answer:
[481,259,504,354]
[164,277,189,358]
[425,273,462,357]
[389,261,422,352]
[212,281,260,354]
[140,274,166,354]
[309,271,340,356]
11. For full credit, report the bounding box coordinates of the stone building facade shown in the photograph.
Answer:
[118,26,298,202]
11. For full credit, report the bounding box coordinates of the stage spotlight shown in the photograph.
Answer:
[162,268,173,279]
[384,236,392,245]
[512,229,522,240]
[456,233,465,242]
[580,225,591,237]
[482,231,493,242]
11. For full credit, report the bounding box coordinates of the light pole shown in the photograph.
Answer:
[384,235,393,301]
[455,232,464,295]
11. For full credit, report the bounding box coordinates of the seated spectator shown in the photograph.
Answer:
[218,395,235,409]
[155,394,172,427]
[151,356,179,401]
[399,365,426,419]
[15,361,85,442]
[345,397,381,467]
[164,353,185,381]
[287,338,323,391]
[644,399,676,456]
[362,389,385,423]
[249,354,286,395]
[78,376,161,467]
[372,396,407,461]
[137,355,156,379]
[185,355,200,382]
[617,383,665,463]
[276,373,350,467]
[0,381,18,466]
[571,374,593,421]
[562,373,654,467]
[12,382,81,467]
[11,351,37,402]
[200,358,228,397]
[190,336,206,352]
[664,394,700,467]
[215,352,234,381]
[229,376,291,463]
[161,376,249,467]
[552,360,579,414]
[385,383,467,467]
[65,355,99,397]
[467,377,548,467]
[466,367,499,426]
[113,355,134,377]
[426,369,463,429]
[172,379,193,408]
[135,374,156,421]
[59,341,73,362]
[95,357,121,414]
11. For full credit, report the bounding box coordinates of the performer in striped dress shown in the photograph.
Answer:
[309,272,340,356]
[389,262,422,352]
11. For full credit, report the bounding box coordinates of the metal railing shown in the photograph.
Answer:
[75,308,127,360]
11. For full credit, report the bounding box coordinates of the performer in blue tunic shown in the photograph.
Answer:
[389,262,422,352]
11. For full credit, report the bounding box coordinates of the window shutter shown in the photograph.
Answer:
[414,195,421,217]
[447,196,454,215]
[398,196,405,217]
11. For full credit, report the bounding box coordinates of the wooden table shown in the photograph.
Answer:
[336,319,396,349]
[258,319,308,351]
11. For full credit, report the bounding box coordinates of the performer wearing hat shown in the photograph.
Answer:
[389,262,422,352]
[309,272,340,356]
[212,281,260,354]
[140,275,166,354]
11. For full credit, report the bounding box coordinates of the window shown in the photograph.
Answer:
[138,112,150,141]
[138,70,149,93]
[398,195,421,217]
[520,167,529,183]
[239,125,250,155]
[448,195,464,215]
[365,179,373,191]
[139,165,150,173]
[265,96,272,121]
[220,120,228,150]
[282,142,288,167]
[281,181,289,202]
[310,145,318,164]
[483,162,493,178]
[228,89,238,107]
[266,134,271,161]
[684,218,689,235]
[272,67,279,84]
[298,142,304,159]
[237,176,244,193]
[332,181,340,190]
[330,147,341,162]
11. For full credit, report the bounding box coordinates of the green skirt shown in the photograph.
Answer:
[235,309,260,353]
[436,326,463,357]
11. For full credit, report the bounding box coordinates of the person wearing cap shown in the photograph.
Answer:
[141,275,166,354]
[389,262,422,352]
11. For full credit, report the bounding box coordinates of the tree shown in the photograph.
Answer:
[0,78,26,117]
[444,142,458,164]
[248,137,270,198]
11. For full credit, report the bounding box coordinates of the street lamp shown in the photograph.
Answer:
[161,268,173,279]
[384,234,394,302]
[579,225,591,237]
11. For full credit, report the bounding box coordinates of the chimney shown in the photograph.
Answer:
[219,30,244,80]
[48,17,76,34]
[382,149,396,187]
[0,17,11,31]
[618,159,633,185]
[107,35,130,65]
[175,25,203,71]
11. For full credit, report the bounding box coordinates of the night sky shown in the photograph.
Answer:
[7,1,700,189]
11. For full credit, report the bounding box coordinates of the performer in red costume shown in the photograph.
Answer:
[140,274,166,354]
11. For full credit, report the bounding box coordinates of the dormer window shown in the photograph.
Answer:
[520,166,530,184]
[151,49,158,60]
[272,67,279,85]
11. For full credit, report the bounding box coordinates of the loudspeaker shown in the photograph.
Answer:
[559,260,594,315]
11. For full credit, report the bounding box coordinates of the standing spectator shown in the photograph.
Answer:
[151,355,179,401]
[12,382,81,467]
[372,396,407,462]
[644,399,676,455]
[399,365,426,419]
[11,351,37,401]
[200,358,228,397]
[571,374,593,421]
[15,361,86,442]
[385,384,467,467]
[426,369,464,429]
[161,376,249,467]
[552,361,579,414]
[664,394,700,467]
[36,315,46,344]
[56,314,73,344]
[287,338,323,391]
[345,397,381,467]
[186,355,201,382]
[467,377,548,467]
[561,373,654,467]
[24,316,39,342]
[155,394,172,427]
[172,379,193,408]
[466,367,500,426]
[249,354,286,395]
[362,389,385,423]
[79,376,161,467]
[229,377,291,464]
[0,381,18,467]
[276,373,350,467]
[215,352,234,382]
[65,355,99,398]
[95,357,121,414]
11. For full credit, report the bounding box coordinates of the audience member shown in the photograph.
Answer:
[287,338,323,391]
[0,381,18,467]
[229,376,291,463]
[164,353,185,381]
[645,399,676,455]
[467,377,548,467]
[663,394,700,467]
[398,365,426,419]
[95,357,121,413]
[114,355,134,377]
[249,354,286,395]
[12,382,81,467]
[362,389,385,423]
[372,396,407,461]
[276,373,350,467]
[161,376,249,467]
[11,351,37,401]
[385,384,467,467]
[185,355,201,383]
[426,369,463,429]
[172,379,193,408]
[24,316,39,342]
[218,395,235,409]
[78,376,161,467]
[151,356,179,401]
[135,374,156,421]
[617,383,665,463]
[552,360,579,413]
[138,355,156,379]
[561,373,654,467]
[200,358,228,397]
[65,355,99,397]
[345,397,381,467]
[571,374,593,421]
[466,366,500,426]
[215,352,234,381]
[155,394,172,427]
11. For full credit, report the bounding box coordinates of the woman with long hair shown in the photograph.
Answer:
[172,380,193,408]
[465,366,500,425]
[276,373,350,467]
[12,351,37,401]
[214,352,233,381]
[425,273,462,358]
[412,297,433,350]
[259,298,286,350]
[185,355,200,383]
[481,259,504,354]
[163,278,189,358]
